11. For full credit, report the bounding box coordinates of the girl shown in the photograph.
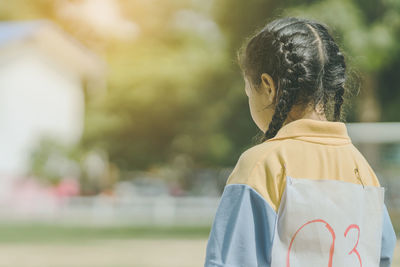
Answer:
[204,17,397,267]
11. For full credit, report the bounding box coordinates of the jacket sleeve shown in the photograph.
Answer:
[204,183,277,267]
[380,203,397,267]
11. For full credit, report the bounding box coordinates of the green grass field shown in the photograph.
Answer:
[0,223,397,267]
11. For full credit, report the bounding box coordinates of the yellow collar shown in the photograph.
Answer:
[265,118,352,145]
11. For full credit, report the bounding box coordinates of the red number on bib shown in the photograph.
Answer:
[286,219,336,267]
[344,224,362,267]
[286,221,362,267]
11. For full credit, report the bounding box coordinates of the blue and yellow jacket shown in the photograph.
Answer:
[204,118,397,267]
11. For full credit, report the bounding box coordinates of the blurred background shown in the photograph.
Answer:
[0,0,399,266]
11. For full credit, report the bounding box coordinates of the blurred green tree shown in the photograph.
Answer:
[2,0,400,175]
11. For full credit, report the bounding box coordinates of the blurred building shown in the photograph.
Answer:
[0,20,106,185]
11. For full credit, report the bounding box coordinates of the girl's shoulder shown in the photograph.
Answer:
[225,140,288,212]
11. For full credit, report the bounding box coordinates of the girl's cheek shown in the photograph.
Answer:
[248,98,267,132]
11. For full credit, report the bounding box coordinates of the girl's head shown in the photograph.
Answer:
[237,17,348,141]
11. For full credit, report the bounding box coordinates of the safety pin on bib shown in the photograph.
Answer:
[354,167,365,188]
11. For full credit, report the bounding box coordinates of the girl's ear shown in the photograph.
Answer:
[260,73,277,104]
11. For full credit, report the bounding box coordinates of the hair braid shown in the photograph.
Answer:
[323,40,346,121]
[262,33,306,141]
[333,51,346,121]
[263,90,296,141]
[334,84,345,121]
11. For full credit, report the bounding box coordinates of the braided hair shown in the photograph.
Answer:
[237,17,348,142]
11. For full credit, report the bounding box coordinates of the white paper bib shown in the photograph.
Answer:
[271,175,384,267]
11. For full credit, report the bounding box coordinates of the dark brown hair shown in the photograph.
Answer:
[237,17,350,142]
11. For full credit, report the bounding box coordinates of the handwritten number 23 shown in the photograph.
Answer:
[286,219,361,267]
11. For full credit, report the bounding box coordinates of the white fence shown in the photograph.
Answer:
[0,194,221,227]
